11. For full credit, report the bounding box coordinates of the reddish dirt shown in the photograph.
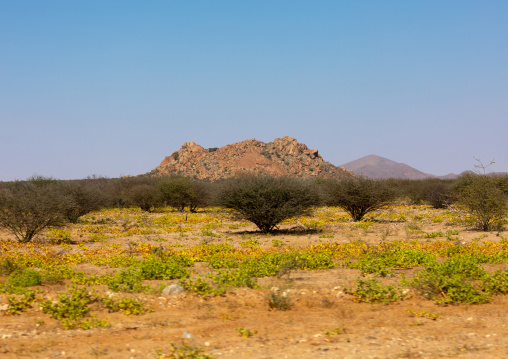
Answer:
[1,207,508,358]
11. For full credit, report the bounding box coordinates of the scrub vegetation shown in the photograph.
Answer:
[0,172,507,358]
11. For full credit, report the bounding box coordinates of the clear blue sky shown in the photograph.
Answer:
[1,1,507,180]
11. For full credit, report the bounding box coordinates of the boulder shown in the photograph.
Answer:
[162,284,185,295]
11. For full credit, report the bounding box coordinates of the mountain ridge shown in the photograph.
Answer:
[341,155,458,179]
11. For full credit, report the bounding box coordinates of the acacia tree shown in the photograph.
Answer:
[215,174,320,233]
[454,161,508,231]
[324,176,395,221]
[158,175,209,212]
[59,179,105,222]
[0,176,73,243]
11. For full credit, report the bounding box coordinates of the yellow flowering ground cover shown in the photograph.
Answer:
[1,205,508,358]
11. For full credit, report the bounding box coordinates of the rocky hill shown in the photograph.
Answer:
[151,136,352,180]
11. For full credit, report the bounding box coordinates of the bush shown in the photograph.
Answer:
[6,268,42,287]
[0,176,73,242]
[179,277,225,298]
[406,257,490,304]
[127,179,163,212]
[323,177,395,221]
[7,292,36,315]
[158,176,210,212]
[349,277,406,304]
[106,268,148,293]
[101,297,147,315]
[41,285,94,321]
[0,258,23,276]
[59,179,105,222]
[454,172,507,231]
[215,175,319,233]
[138,257,189,280]
[404,179,454,208]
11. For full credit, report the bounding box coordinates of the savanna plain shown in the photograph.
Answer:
[1,205,508,359]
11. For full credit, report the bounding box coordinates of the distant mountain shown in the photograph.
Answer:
[151,136,352,180]
[341,155,453,180]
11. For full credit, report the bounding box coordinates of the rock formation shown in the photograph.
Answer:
[151,136,352,180]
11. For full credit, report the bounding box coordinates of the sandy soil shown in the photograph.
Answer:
[1,206,508,359]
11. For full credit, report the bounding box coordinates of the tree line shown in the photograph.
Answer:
[0,172,507,242]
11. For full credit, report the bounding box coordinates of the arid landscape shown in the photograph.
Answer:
[3,2,508,358]
[1,203,508,359]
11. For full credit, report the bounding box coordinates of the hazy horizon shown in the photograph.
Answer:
[1,1,507,181]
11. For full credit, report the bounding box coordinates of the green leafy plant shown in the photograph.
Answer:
[7,291,36,315]
[236,327,258,338]
[6,268,42,287]
[210,269,259,289]
[41,285,94,321]
[346,257,395,277]
[405,308,439,320]
[156,342,215,359]
[324,324,347,336]
[101,297,148,315]
[239,239,260,248]
[138,257,189,280]
[41,285,111,330]
[481,268,508,295]
[106,268,148,293]
[271,239,285,247]
[405,257,490,304]
[179,277,225,298]
[349,277,406,304]
[0,258,23,276]
[61,315,109,330]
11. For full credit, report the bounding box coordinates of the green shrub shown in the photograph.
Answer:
[346,257,394,277]
[6,268,42,287]
[179,277,225,298]
[157,342,215,359]
[211,269,259,289]
[138,257,189,280]
[7,291,36,315]
[60,315,109,330]
[482,269,508,295]
[0,176,74,242]
[346,246,435,276]
[58,179,105,222]
[236,327,258,338]
[238,252,333,278]
[405,257,490,304]
[101,297,148,315]
[454,171,508,231]
[215,174,319,233]
[349,277,406,304]
[405,179,454,208]
[158,175,210,212]
[323,177,396,221]
[128,182,162,212]
[41,285,94,321]
[0,258,23,276]
[106,268,147,293]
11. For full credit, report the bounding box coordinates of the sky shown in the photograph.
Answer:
[1,1,507,181]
